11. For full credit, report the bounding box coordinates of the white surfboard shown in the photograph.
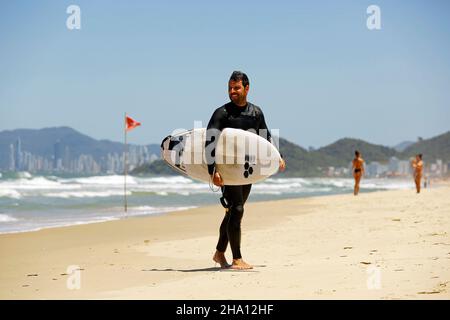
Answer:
[161,128,281,185]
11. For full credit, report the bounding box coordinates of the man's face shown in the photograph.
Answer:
[228,80,249,106]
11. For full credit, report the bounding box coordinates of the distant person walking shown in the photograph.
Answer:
[352,150,365,196]
[411,154,423,193]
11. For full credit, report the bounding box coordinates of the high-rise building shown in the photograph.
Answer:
[63,146,70,171]
[14,138,22,171]
[53,140,64,171]
[436,159,443,175]
[389,157,399,173]
[398,160,411,175]
[9,144,15,171]
[366,161,388,177]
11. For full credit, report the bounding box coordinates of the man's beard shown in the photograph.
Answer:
[230,94,245,105]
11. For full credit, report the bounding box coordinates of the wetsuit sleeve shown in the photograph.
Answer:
[205,108,226,175]
[259,110,283,159]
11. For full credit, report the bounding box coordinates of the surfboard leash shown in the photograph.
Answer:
[209,168,230,212]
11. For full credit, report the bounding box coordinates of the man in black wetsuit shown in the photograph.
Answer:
[205,71,286,270]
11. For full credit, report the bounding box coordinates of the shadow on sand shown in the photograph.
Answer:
[141,265,266,273]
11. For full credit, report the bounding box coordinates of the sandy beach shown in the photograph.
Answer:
[1,185,449,300]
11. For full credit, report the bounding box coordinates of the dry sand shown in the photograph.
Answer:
[1,185,449,299]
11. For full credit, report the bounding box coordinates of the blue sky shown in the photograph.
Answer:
[1,0,449,148]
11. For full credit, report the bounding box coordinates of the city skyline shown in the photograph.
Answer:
[7,136,158,174]
[1,1,450,149]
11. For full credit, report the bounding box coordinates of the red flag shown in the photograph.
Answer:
[125,115,141,132]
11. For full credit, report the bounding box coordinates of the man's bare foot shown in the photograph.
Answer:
[213,251,230,268]
[230,258,253,270]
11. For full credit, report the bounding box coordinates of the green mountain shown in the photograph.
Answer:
[400,131,450,162]
[275,138,322,177]
[277,137,399,176]
[132,131,450,177]
[312,138,398,168]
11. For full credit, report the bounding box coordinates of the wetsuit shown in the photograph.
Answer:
[205,101,275,260]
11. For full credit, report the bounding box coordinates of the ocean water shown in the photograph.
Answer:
[0,173,413,234]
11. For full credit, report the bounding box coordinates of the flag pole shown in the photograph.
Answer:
[124,112,128,215]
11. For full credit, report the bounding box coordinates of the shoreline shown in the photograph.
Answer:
[0,178,430,236]
[1,185,449,299]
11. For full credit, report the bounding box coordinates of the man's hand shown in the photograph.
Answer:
[279,158,286,172]
[212,172,224,187]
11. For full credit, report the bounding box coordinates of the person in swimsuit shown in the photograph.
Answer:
[411,154,423,193]
[352,150,365,196]
[205,71,286,270]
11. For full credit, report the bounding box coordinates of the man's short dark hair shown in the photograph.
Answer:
[418,154,423,159]
[355,150,360,157]
[229,71,249,88]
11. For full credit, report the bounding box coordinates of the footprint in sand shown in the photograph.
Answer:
[417,290,441,295]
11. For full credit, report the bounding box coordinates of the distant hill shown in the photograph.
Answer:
[400,131,450,163]
[133,131,450,177]
[393,141,414,152]
[275,137,322,177]
[312,138,398,168]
